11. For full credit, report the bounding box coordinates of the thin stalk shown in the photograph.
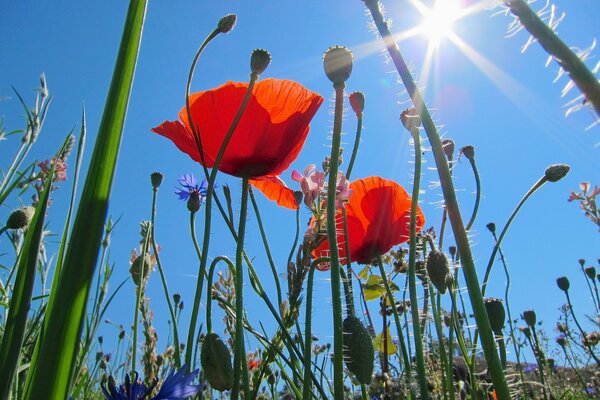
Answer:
[561,345,590,397]
[406,125,429,399]
[303,264,317,400]
[565,291,600,365]
[131,232,150,374]
[341,209,356,316]
[506,0,600,117]
[376,254,414,397]
[149,187,180,368]
[464,155,481,232]
[498,335,507,370]
[326,82,345,400]
[206,256,234,334]
[231,177,250,400]
[345,114,362,180]
[184,74,258,371]
[527,328,549,400]
[249,186,283,309]
[363,2,510,397]
[285,206,301,294]
[430,290,453,400]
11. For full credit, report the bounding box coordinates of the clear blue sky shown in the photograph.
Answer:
[1,0,598,366]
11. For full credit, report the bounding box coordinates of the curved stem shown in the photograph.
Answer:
[327,82,345,400]
[363,2,510,397]
[206,256,234,334]
[464,156,481,232]
[565,291,600,365]
[345,115,362,180]
[407,126,429,399]
[150,187,181,368]
[341,209,356,316]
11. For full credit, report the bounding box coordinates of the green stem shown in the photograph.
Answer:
[327,82,345,400]
[430,290,453,400]
[363,2,510,397]
[303,264,317,400]
[464,156,481,232]
[149,187,181,368]
[206,256,234,334]
[565,291,600,365]
[131,231,150,375]
[184,74,258,371]
[498,335,507,370]
[341,209,356,316]
[231,177,250,400]
[528,328,549,400]
[376,254,414,397]
[406,126,429,399]
[506,0,600,118]
[345,115,362,180]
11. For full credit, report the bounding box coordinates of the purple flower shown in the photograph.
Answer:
[101,367,201,400]
[174,173,209,203]
[522,363,537,373]
[585,387,596,395]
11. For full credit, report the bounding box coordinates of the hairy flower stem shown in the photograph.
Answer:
[231,177,250,400]
[376,254,414,397]
[303,264,317,400]
[406,126,429,399]
[345,114,362,180]
[341,209,356,316]
[430,290,452,400]
[362,2,510,397]
[505,0,600,118]
[184,75,257,371]
[327,82,346,400]
[206,256,235,334]
[149,186,181,368]
[464,155,481,231]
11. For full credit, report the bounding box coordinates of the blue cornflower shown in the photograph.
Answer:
[174,173,208,202]
[585,387,596,395]
[522,362,537,373]
[101,366,201,400]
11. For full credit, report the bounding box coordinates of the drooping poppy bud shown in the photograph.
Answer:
[486,222,496,234]
[201,333,234,391]
[251,49,271,75]
[400,107,421,131]
[323,46,353,85]
[442,139,455,160]
[150,172,163,189]
[544,164,570,182]
[349,91,365,117]
[522,309,537,327]
[426,250,451,294]
[343,316,374,384]
[6,206,35,230]
[217,14,237,33]
[484,298,506,336]
[460,145,475,161]
[557,276,570,292]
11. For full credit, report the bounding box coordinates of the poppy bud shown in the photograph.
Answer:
[293,190,303,207]
[343,316,374,384]
[201,333,234,391]
[129,253,152,286]
[6,206,35,230]
[251,49,271,75]
[400,107,421,131]
[173,293,181,305]
[486,222,496,234]
[522,309,537,327]
[442,139,454,160]
[585,266,596,280]
[217,14,237,33]
[187,191,201,213]
[150,172,163,189]
[484,298,505,336]
[460,145,475,161]
[323,46,353,85]
[119,329,125,340]
[448,246,456,258]
[179,301,184,311]
[544,164,570,182]
[557,276,570,292]
[578,259,586,267]
[349,91,365,117]
[426,250,451,294]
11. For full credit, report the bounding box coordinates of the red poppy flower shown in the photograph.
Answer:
[312,176,425,267]
[151,79,323,179]
[249,176,299,210]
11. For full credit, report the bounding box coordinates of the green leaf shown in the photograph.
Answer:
[357,265,370,280]
[373,326,397,354]
[23,1,148,398]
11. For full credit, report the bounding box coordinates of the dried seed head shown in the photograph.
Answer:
[426,250,451,294]
[343,316,374,384]
[251,49,271,75]
[557,276,570,292]
[522,309,537,327]
[442,139,455,160]
[6,206,35,230]
[349,91,365,117]
[323,46,353,85]
[585,266,596,280]
[217,14,237,33]
[201,333,234,391]
[400,107,421,131]
[150,172,163,189]
[484,298,506,336]
[129,253,152,286]
[448,246,456,258]
[460,145,475,161]
[544,164,570,182]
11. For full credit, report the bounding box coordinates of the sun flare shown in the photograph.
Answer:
[417,0,464,45]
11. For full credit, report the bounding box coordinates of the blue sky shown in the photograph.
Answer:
[1,0,598,367]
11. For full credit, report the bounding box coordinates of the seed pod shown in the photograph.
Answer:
[343,316,374,384]
[323,46,353,85]
[484,298,505,336]
[201,333,234,391]
[585,266,596,280]
[251,49,271,75]
[129,253,152,286]
[544,164,570,182]
[150,172,163,189]
[523,310,537,327]
[426,250,451,294]
[556,276,570,292]
[6,206,35,230]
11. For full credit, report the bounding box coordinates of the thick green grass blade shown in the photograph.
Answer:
[0,141,63,399]
[23,1,148,398]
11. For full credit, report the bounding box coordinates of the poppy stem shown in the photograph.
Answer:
[206,256,234,334]
[327,81,346,400]
[463,153,481,232]
[303,262,317,400]
[345,113,362,180]
[362,1,511,397]
[406,126,429,399]
[341,209,356,316]
[232,177,250,400]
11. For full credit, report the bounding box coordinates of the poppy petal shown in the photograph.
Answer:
[250,176,299,210]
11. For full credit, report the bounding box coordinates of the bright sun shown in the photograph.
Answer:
[417,0,464,45]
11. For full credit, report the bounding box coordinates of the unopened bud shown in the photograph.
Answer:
[151,172,163,189]
[217,14,237,33]
[557,276,570,292]
[460,145,475,161]
[251,49,271,75]
[173,293,181,305]
[442,139,454,160]
[349,91,365,117]
[400,107,421,131]
[522,309,537,327]
[426,250,451,294]
[544,164,570,182]
[187,191,201,213]
[323,46,353,85]
[585,266,597,281]
[484,298,505,336]
[486,222,496,234]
